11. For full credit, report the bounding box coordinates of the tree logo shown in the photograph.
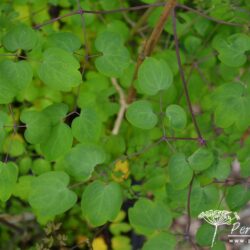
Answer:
[198,210,240,247]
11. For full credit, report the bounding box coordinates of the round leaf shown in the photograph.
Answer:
[46,32,81,52]
[40,123,73,161]
[2,24,37,51]
[95,31,130,77]
[72,108,102,143]
[128,198,172,236]
[188,148,214,171]
[166,104,187,130]
[29,171,77,218]
[126,100,158,130]
[21,110,51,144]
[81,181,123,227]
[65,144,106,181]
[38,48,82,91]
[137,57,173,96]
[142,232,176,250]
[0,162,18,202]
[168,153,193,190]
[0,60,33,104]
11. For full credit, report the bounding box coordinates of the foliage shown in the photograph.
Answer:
[0,0,250,249]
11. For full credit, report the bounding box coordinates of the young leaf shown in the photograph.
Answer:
[38,48,82,91]
[65,144,105,181]
[2,23,37,51]
[126,100,158,130]
[128,198,172,236]
[29,171,77,217]
[168,153,193,190]
[81,181,123,226]
[95,31,130,77]
[137,57,173,96]
[0,162,18,202]
[166,104,187,130]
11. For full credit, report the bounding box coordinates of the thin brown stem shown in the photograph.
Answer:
[34,3,165,29]
[172,9,205,146]
[162,136,199,141]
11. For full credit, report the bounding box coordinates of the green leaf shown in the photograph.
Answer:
[166,104,187,130]
[42,103,68,125]
[168,153,193,190]
[2,23,37,51]
[106,20,129,42]
[65,144,105,181]
[213,83,250,130]
[110,222,131,235]
[213,33,250,67]
[184,36,202,54]
[38,48,82,91]
[241,158,250,178]
[32,159,51,175]
[190,185,219,216]
[21,110,51,144]
[126,100,158,130]
[72,108,102,143]
[29,171,77,218]
[188,148,214,171]
[226,185,249,210]
[196,223,215,247]
[142,232,176,250]
[40,123,73,161]
[95,31,130,77]
[0,162,18,202]
[112,236,131,250]
[13,175,34,200]
[0,111,8,129]
[128,198,172,236]
[204,158,231,180]
[137,57,173,96]
[0,60,33,104]
[46,32,81,52]
[81,181,123,226]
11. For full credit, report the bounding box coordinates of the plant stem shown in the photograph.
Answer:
[172,9,205,146]
[212,225,218,247]
[33,2,244,30]
[111,78,127,135]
